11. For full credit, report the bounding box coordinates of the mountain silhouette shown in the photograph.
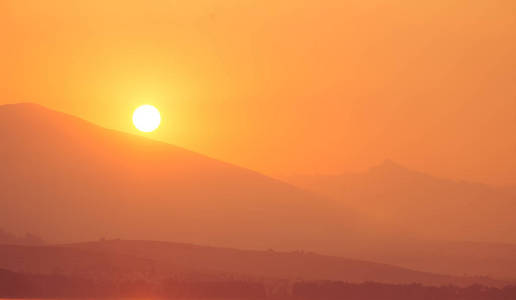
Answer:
[0,240,507,287]
[288,161,516,279]
[3,103,515,282]
[0,103,351,250]
[289,160,516,243]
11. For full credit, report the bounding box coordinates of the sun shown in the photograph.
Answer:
[133,105,161,132]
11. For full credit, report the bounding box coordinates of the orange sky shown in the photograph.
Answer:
[1,0,515,185]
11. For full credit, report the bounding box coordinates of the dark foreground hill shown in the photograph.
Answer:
[0,240,507,287]
[1,267,515,300]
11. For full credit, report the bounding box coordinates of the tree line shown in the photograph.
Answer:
[292,281,516,300]
[2,268,516,299]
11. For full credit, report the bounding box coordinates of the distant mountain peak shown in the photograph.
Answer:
[370,159,412,174]
[379,159,403,168]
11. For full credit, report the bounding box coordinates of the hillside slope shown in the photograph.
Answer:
[0,240,507,287]
[0,103,350,250]
[288,162,516,278]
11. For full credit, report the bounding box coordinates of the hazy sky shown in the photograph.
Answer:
[1,0,515,185]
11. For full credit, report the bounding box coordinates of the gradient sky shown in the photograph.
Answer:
[1,0,515,185]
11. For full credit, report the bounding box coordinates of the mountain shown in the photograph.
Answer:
[288,160,516,243]
[287,161,516,279]
[3,103,515,282]
[344,239,516,281]
[0,240,507,287]
[0,103,351,250]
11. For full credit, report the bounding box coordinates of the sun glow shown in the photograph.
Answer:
[133,105,161,132]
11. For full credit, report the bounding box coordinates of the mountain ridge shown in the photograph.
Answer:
[287,162,516,279]
[0,103,350,250]
[0,239,509,287]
